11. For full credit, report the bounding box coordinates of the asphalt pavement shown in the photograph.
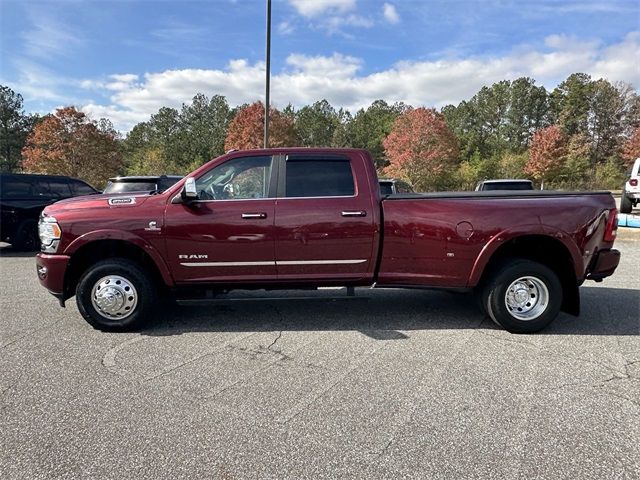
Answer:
[0,231,638,479]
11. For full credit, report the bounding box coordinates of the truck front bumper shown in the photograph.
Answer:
[36,253,70,305]
[586,249,620,281]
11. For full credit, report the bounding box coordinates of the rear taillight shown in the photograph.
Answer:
[603,208,618,242]
[630,179,638,187]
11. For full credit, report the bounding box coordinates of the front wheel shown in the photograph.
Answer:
[76,258,157,331]
[480,260,562,333]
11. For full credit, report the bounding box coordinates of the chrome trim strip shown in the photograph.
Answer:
[277,259,367,265]
[181,261,275,267]
[180,259,368,267]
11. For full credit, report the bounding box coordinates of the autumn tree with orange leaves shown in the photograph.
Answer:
[524,125,567,186]
[224,102,297,150]
[382,108,459,191]
[22,107,122,187]
[622,127,640,168]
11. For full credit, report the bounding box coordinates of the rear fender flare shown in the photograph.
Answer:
[466,225,582,287]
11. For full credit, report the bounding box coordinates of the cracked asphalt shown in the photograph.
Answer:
[0,231,638,479]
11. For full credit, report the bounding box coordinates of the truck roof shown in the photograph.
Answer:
[480,179,532,184]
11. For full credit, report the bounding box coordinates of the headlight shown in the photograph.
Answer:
[38,215,61,252]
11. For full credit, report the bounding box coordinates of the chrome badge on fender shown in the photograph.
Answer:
[108,197,136,206]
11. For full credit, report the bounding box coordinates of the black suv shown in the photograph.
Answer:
[103,175,182,194]
[0,173,98,250]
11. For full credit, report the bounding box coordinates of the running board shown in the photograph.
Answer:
[176,295,363,306]
[176,286,359,305]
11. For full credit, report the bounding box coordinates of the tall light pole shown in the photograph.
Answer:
[264,0,272,149]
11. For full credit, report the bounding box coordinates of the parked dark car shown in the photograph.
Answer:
[103,175,183,194]
[475,179,534,191]
[0,173,98,250]
[379,178,414,195]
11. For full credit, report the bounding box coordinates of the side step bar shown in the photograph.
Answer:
[175,286,359,306]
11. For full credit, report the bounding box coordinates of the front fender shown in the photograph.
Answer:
[64,229,174,286]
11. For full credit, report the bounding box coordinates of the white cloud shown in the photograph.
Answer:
[383,3,400,24]
[9,60,71,103]
[288,0,356,17]
[591,32,640,85]
[324,14,374,34]
[286,53,362,77]
[110,73,139,83]
[20,7,84,60]
[71,32,640,131]
[277,20,295,35]
[286,0,371,36]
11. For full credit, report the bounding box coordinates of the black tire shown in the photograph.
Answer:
[480,259,562,333]
[75,258,157,331]
[13,219,40,251]
[620,192,632,214]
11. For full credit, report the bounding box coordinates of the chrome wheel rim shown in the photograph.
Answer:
[91,275,138,320]
[504,276,549,321]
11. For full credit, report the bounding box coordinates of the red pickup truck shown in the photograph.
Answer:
[35,148,620,333]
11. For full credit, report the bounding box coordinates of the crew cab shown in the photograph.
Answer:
[35,148,620,333]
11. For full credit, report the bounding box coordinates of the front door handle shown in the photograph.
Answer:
[341,210,367,217]
[241,212,267,219]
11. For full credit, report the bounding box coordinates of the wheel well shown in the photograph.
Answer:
[63,240,165,300]
[478,235,580,315]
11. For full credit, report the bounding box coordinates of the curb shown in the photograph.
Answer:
[618,213,640,228]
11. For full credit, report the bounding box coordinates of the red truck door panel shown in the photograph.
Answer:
[164,155,277,283]
[274,154,377,281]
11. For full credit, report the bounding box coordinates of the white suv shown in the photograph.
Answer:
[621,157,640,214]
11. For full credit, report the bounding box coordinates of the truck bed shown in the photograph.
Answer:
[377,190,616,288]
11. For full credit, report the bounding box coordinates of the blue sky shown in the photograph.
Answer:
[1,0,638,130]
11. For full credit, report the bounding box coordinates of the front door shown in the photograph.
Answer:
[164,155,277,283]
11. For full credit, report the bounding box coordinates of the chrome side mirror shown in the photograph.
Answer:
[181,177,198,201]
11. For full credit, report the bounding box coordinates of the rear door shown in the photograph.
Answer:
[274,153,377,282]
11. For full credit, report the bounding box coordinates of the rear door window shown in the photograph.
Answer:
[48,179,72,198]
[284,158,354,198]
[32,180,53,198]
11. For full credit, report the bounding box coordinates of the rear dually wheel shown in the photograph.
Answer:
[480,259,562,333]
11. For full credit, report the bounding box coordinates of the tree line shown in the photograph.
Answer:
[1,73,639,191]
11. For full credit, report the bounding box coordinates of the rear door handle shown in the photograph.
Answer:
[341,210,367,217]
[241,212,267,219]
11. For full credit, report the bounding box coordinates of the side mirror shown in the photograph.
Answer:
[181,177,198,202]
